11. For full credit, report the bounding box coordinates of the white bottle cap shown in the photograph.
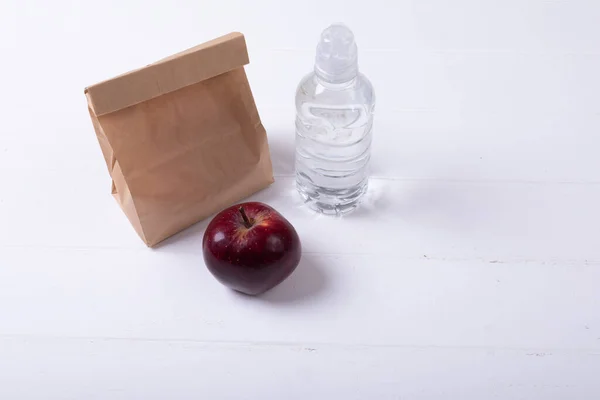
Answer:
[314,24,359,84]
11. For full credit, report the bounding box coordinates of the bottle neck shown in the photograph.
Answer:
[314,70,358,90]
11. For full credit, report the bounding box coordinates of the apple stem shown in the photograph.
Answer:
[239,206,253,228]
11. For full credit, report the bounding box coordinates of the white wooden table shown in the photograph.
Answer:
[1,1,599,398]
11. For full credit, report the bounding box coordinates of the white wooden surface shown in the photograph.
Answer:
[1,1,600,399]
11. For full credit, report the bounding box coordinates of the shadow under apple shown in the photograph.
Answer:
[250,255,329,304]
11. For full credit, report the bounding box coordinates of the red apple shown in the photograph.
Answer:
[202,202,302,295]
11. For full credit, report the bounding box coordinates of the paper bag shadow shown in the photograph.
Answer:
[152,218,211,251]
[267,132,296,176]
[257,256,328,304]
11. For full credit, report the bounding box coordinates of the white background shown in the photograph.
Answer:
[1,0,600,399]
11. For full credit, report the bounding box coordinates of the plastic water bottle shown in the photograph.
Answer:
[295,24,375,215]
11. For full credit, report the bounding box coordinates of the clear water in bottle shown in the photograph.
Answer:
[295,24,375,215]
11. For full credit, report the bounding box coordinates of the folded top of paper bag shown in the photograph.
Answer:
[85,32,249,116]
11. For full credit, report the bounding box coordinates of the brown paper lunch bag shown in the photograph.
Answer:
[84,32,274,247]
